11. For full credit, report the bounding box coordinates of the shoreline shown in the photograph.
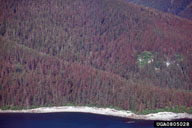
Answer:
[0,106,192,121]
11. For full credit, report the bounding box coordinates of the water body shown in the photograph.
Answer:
[0,112,191,128]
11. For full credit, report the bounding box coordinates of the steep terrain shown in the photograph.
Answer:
[0,0,192,112]
[126,0,192,20]
[1,38,192,112]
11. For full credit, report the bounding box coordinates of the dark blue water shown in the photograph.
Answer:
[0,112,191,128]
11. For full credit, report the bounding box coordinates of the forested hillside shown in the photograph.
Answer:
[0,0,192,112]
[1,38,192,112]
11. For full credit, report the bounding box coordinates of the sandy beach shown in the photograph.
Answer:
[0,106,192,121]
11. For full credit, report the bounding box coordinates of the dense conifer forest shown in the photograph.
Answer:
[0,0,192,113]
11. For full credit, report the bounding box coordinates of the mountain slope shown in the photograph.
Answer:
[1,38,192,111]
[1,0,192,112]
[1,0,192,90]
